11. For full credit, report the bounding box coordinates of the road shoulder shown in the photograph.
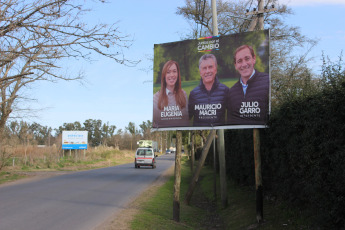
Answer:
[94,165,174,230]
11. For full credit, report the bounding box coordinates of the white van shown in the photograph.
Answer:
[134,147,156,169]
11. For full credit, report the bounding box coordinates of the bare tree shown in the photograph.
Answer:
[176,0,250,38]
[0,0,138,137]
[176,0,318,106]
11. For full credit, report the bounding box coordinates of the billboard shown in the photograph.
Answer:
[153,30,270,131]
[62,131,88,149]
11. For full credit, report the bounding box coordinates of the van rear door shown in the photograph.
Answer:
[136,148,153,164]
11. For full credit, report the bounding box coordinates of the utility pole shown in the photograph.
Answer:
[247,0,263,223]
[246,0,277,30]
[246,0,276,223]
[212,0,228,209]
[211,0,218,35]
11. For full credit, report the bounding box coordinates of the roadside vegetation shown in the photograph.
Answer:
[224,56,345,229]
[130,158,313,230]
[0,146,134,185]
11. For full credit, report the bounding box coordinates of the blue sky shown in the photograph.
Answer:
[24,0,345,133]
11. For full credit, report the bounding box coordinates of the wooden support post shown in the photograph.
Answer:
[187,131,190,160]
[173,130,182,222]
[255,0,264,223]
[213,135,217,202]
[185,130,216,205]
[191,131,195,172]
[254,128,263,222]
[217,129,228,208]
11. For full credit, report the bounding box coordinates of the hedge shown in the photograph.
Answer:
[224,83,345,228]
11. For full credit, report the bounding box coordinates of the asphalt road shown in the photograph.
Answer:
[0,153,175,230]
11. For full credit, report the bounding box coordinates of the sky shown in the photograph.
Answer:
[22,0,345,134]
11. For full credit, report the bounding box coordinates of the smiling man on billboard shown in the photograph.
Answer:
[227,45,269,125]
[188,54,229,126]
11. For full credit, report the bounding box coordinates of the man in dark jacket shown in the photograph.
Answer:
[227,45,269,125]
[188,54,229,126]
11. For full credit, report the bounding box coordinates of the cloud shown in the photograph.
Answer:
[279,0,345,6]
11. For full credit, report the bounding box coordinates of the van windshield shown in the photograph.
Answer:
[138,149,153,156]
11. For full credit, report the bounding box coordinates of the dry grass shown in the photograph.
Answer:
[0,145,135,173]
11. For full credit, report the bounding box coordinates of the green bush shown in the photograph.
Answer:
[225,74,345,227]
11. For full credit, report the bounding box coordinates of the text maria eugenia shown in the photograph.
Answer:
[161,105,183,118]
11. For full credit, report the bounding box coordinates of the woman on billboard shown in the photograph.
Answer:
[153,60,189,128]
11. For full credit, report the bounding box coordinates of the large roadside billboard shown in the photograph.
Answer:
[153,30,270,131]
[62,131,88,149]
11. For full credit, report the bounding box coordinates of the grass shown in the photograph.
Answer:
[130,158,314,230]
[0,171,26,184]
[131,158,209,230]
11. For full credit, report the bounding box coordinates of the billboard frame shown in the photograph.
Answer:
[152,30,271,131]
[62,131,88,150]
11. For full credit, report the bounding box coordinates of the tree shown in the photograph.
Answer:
[319,52,345,90]
[6,120,30,145]
[83,119,103,147]
[125,122,137,150]
[0,0,138,138]
[56,121,83,135]
[28,122,52,145]
[176,0,249,38]
[139,120,152,139]
[5,120,52,145]
[176,0,318,106]
[101,122,116,146]
[109,128,123,149]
